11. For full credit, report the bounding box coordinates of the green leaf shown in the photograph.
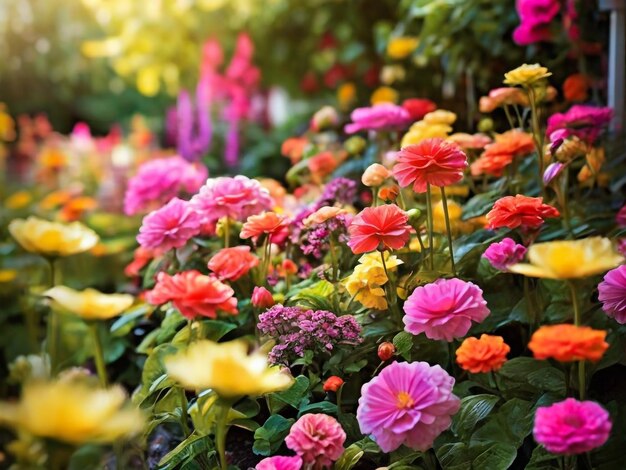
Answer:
[297,400,337,416]
[451,394,500,438]
[253,415,294,456]
[472,443,517,469]
[68,445,104,470]
[393,331,414,360]
[268,375,310,412]
[526,445,560,469]
[335,443,365,470]
[110,303,152,335]
[461,190,500,220]
[158,434,215,470]
[471,398,533,448]
[527,367,566,395]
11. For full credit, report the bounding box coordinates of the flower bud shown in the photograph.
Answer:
[477,118,494,133]
[362,164,391,187]
[378,185,399,202]
[310,106,339,132]
[252,286,275,309]
[323,375,344,392]
[378,342,396,361]
[543,162,565,185]
[344,136,366,155]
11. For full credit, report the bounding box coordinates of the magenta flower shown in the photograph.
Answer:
[616,204,626,227]
[344,103,411,134]
[483,238,527,271]
[357,361,460,452]
[513,21,553,45]
[285,414,345,468]
[513,0,560,45]
[598,265,626,324]
[189,175,274,224]
[546,105,613,144]
[124,156,208,215]
[403,278,490,341]
[137,198,201,251]
[534,398,612,455]
[255,456,302,470]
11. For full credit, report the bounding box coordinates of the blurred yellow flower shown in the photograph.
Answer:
[508,237,623,279]
[423,110,457,125]
[4,191,32,210]
[0,379,144,444]
[165,340,293,397]
[344,252,402,310]
[371,86,399,105]
[338,82,357,110]
[387,36,419,59]
[39,148,68,169]
[504,63,552,87]
[380,65,406,85]
[0,269,17,283]
[578,147,605,184]
[9,217,99,257]
[44,286,134,321]
[431,199,485,235]
[401,121,452,147]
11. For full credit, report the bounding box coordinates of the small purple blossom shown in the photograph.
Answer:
[301,214,352,259]
[543,162,565,185]
[313,177,357,210]
[483,238,527,271]
[258,305,362,365]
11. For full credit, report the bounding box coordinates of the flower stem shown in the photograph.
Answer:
[372,188,378,207]
[46,257,60,375]
[425,184,435,271]
[88,322,108,387]
[178,387,191,437]
[215,401,231,470]
[224,217,230,248]
[329,236,339,282]
[567,280,585,399]
[439,187,456,276]
[527,86,545,196]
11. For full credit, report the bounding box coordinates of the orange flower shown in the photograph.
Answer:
[378,185,400,202]
[347,204,411,254]
[125,246,161,277]
[529,324,608,362]
[470,153,514,177]
[281,137,308,164]
[563,74,589,102]
[456,334,510,373]
[303,206,347,226]
[471,130,534,177]
[145,270,238,320]
[240,212,287,242]
[208,246,259,281]
[486,195,559,230]
[60,197,98,222]
[308,151,339,181]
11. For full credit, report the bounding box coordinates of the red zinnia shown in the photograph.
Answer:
[347,204,411,254]
[393,138,468,193]
[146,270,238,320]
[487,195,560,230]
[207,246,259,281]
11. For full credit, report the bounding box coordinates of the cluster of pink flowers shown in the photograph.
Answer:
[189,175,274,224]
[482,237,527,271]
[124,156,207,215]
[344,103,412,134]
[257,305,362,365]
[357,361,460,452]
[403,278,490,341]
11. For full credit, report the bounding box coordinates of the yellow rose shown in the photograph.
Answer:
[165,340,294,397]
[4,191,32,210]
[44,286,134,320]
[0,379,144,445]
[9,217,99,257]
[371,86,399,105]
[503,63,552,87]
[508,237,623,279]
[387,36,419,59]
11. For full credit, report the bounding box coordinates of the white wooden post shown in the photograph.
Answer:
[600,0,625,131]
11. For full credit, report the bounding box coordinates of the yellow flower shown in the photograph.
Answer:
[0,379,144,444]
[0,269,17,283]
[387,36,419,59]
[0,103,16,142]
[578,147,605,184]
[423,110,457,125]
[555,137,587,162]
[503,63,552,87]
[9,217,99,257]
[401,122,452,147]
[380,65,406,85]
[371,86,399,105]
[508,237,623,279]
[343,252,402,309]
[164,340,294,397]
[44,286,134,321]
[337,82,357,110]
[39,148,68,169]
[4,191,32,210]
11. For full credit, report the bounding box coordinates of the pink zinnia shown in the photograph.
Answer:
[285,414,345,468]
[189,175,274,225]
[347,204,411,254]
[137,198,201,251]
[255,456,302,470]
[357,361,460,452]
[403,278,490,341]
[124,156,207,215]
[546,105,613,143]
[482,238,527,271]
[533,398,612,455]
[344,103,411,134]
[598,265,626,324]
[393,138,468,193]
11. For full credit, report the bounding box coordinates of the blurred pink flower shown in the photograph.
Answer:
[513,0,560,45]
[285,414,345,468]
[344,103,411,134]
[137,198,201,251]
[190,176,274,224]
[255,456,302,470]
[124,156,207,215]
[598,265,626,324]
[403,278,490,341]
[616,204,626,227]
[533,398,611,454]
[547,105,613,144]
[357,361,460,452]
[483,238,527,271]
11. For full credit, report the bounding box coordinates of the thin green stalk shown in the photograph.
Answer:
[223,217,230,248]
[329,237,339,282]
[567,280,585,399]
[88,322,108,387]
[398,187,407,210]
[425,184,435,271]
[372,188,378,207]
[503,105,516,130]
[439,187,456,276]
[527,86,545,195]
[215,401,231,470]
[336,385,343,418]
[178,387,191,437]
[46,257,60,375]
